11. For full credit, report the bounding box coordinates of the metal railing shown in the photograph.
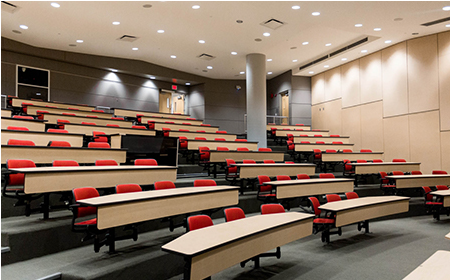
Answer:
[243,114,289,132]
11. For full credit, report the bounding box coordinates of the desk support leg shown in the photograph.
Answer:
[42,194,50,220]
[183,257,192,280]
[213,164,217,179]
[364,221,369,233]
[108,228,116,253]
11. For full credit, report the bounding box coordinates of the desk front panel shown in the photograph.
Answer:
[266,124,311,131]
[2,146,125,165]
[96,187,239,230]
[320,196,410,227]
[209,151,284,163]
[64,124,155,137]
[154,122,218,133]
[276,130,329,137]
[387,175,450,189]
[169,131,237,141]
[269,179,354,199]
[12,98,95,111]
[294,136,350,144]
[188,141,258,151]
[1,110,12,118]
[1,130,83,147]
[141,116,203,126]
[114,108,191,120]
[322,152,384,162]
[21,167,176,194]
[43,114,132,128]
[1,118,45,132]
[294,143,354,152]
[431,190,450,207]
[236,164,316,178]
[353,163,421,174]
[27,106,113,119]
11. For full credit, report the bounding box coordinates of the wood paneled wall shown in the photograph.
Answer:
[311,32,450,173]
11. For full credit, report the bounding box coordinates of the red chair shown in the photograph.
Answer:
[111,117,124,121]
[243,159,256,164]
[13,115,34,120]
[195,137,207,140]
[313,149,322,161]
[179,129,190,132]
[92,109,104,113]
[342,159,354,177]
[196,130,206,133]
[162,128,171,137]
[68,107,79,110]
[296,124,305,126]
[392,171,404,176]
[345,192,359,199]
[285,161,295,164]
[432,170,448,175]
[6,126,29,131]
[86,115,98,118]
[81,122,96,126]
[373,159,383,163]
[342,149,353,153]
[392,159,406,162]
[194,179,217,187]
[258,147,272,152]
[36,110,49,120]
[53,160,79,167]
[326,194,341,203]
[214,138,226,141]
[422,186,444,220]
[200,124,211,127]
[187,118,196,121]
[314,134,323,137]
[257,175,276,203]
[356,160,367,163]
[224,207,245,222]
[297,174,310,179]
[287,141,295,153]
[237,147,249,151]
[225,159,238,183]
[315,141,325,144]
[106,124,120,127]
[48,141,71,147]
[147,121,155,130]
[411,171,422,175]
[235,139,248,142]
[436,185,449,191]
[116,184,142,193]
[308,197,340,243]
[287,134,294,142]
[88,142,110,149]
[199,146,210,163]
[215,130,227,134]
[332,141,343,144]
[276,175,291,181]
[165,121,175,124]
[216,147,229,151]
[319,173,335,179]
[47,129,69,133]
[134,159,158,166]
[261,203,285,215]
[326,149,337,153]
[330,135,340,137]
[182,123,191,125]
[379,171,396,195]
[300,141,310,144]
[187,215,213,232]
[21,102,34,114]
[360,149,372,153]
[57,119,70,129]
[154,181,176,190]
[263,160,275,164]
[62,113,76,116]
[132,125,146,129]
[95,159,118,166]
[7,139,35,146]
[179,136,188,149]
[136,114,144,123]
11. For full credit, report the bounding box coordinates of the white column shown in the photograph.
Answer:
[246,53,267,148]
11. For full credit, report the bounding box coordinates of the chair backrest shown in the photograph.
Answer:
[194,179,217,187]
[107,124,120,127]
[47,129,69,133]
[392,159,406,162]
[314,134,322,137]
[301,141,310,144]
[179,129,190,132]
[88,142,111,148]
[154,181,176,190]
[297,174,310,179]
[95,159,118,166]
[432,170,448,175]
[165,121,175,124]
[215,130,227,134]
[187,118,196,120]
[200,124,211,126]
[224,207,246,222]
[243,159,256,164]
[6,126,29,131]
[261,204,285,214]
[6,159,36,186]
[392,171,404,175]
[196,130,206,133]
[285,161,295,164]
[326,194,341,202]
[199,146,210,160]
[81,122,96,125]
[379,171,389,184]
[235,139,248,142]
[258,175,271,185]
[326,149,337,153]
[287,140,295,150]
[182,123,191,125]
[343,159,353,171]
[258,147,272,152]
[237,147,249,151]
[422,186,433,202]
[373,159,383,163]
[132,125,146,129]
[92,109,104,113]
[356,159,367,163]
[263,159,275,164]
[187,215,213,232]
[315,141,325,144]
[342,149,353,153]
[296,124,304,126]
[216,147,229,151]
[86,115,98,118]
[111,117,124,120]
[72,187,100,218]
[330,134,340,137]
[319,173,335,179]
[214,138,226,141]
[195,137,207,140]
[436,185,449,191]
[308,197,322,216]
[360,149,372,153]
[53,160,79,167]
[345,192,359,199]
[62,113,76,116]
[116,183,142,193]
[48,141,71,147]
[7,139,35,146]
[226,159,237,174]
[135,159,158,166]
[332,141,343,144]
[276,175,291,181]
[411,170,422,175]
[13,115,34,120]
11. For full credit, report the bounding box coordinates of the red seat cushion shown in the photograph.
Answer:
[75,218,97,226]
[314,218,335,224]
[426,202,443,205]
[259,194,276,197]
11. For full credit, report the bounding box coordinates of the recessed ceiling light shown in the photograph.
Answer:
[443,6,450,11]
[292,5,300,10]
[361,50,368,53]
[374,28,381,31]
[76,40,83,43]
[385,40,392,44]
[267,58,272,62]
[199,40,205,44]
[231,52,237,55]
[302,42,309,45]
[150,76,156,79]
[355,24,363,27]
[19,25,28,30]
[186,82,191,85]
[207,66,213,69]
[292,59,298,62]
[309,71,314,74]
[268,72,273,75]
[240,71,245,74]
[342,58,348,61]
[312,12,320,16]
[51,3,60,8]
[325,43,331,46]
[111,69,118,72]
[112,21,120,25]
[157,30,165,33]
[171,55,176,58]
[324,65,329,68]
[263,32,270,37]
[132,47,138,50]
[192,5,200,9]
[446,24,450,28]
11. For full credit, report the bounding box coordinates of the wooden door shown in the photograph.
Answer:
[281,93,289,124]
[159,91,172,113]
[173,94,185,114]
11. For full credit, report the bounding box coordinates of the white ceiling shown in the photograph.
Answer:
[2,1,450,81]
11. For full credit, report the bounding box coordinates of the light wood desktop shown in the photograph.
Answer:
[1,129,84,147]
[42,113,132,128]
[294,143,354,152]
[113,108,191,120]
[1,109,12,118]
[264,178,354,199]
[266,124,311,131]
[154,122,218,133]
[446,233,450,240]
[26,105,113,119]
[276,130,329,137]
[162,212,314,280]
[1,145,126,165]
[321,152,384,162]
[350,162,421,174]
[293,136,350,144]
[1,117,46,132]
[319,196,410,228]
[187,140,258,151]
[385,174,450,189]
[63,123,156,137]
[209,150,284,163]
[231,163,316,178]
[430,190,450,207]
[402,250,450,280]
[8,165,177,194]
[141,116,203,126]
[11,98,96,111]
[169,131,237,141]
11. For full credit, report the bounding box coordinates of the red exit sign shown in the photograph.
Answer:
[172,85,178,90]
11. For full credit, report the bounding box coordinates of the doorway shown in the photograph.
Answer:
[172,93,185,114]
[280,91,289,124]
[159,90,172,113]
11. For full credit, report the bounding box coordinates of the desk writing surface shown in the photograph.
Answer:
[12,98,96,111]
[386,175,450,189]
[187,140,258,151]
[1,117,46,132]
[430,190,450,207]
[43,113,132,127]
[266,124,311,131]
[350,162,421,174]
[141,116,203,126]
[26,105,113,119]
[169,130,237,141]
[293,136,350,144]
[209,150,284,163]
[321,152,384,162]
[1,110,12,118]
[64,123,155,136]
[1,129,84,147]
[276,130,329,137]
[402,250,450,280]
[294,143,354,152]
[232,163,316,178]
[113,108,191,119]
[154,122,218,133]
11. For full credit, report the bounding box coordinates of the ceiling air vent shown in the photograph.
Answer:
[421,17,450,27]
[117,35,139,42]
[260,18,286,30]
[1,1,19,13]
[197,53,216,61]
